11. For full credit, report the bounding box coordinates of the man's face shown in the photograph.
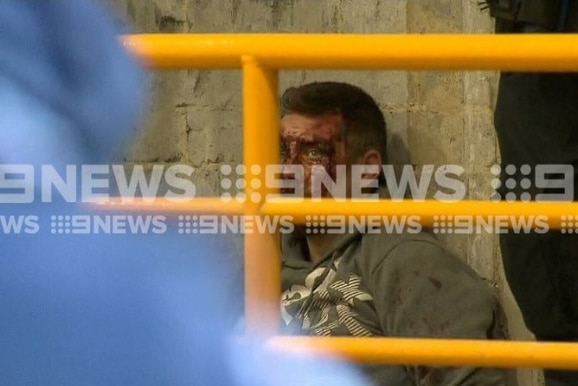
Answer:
[279,113,348,198]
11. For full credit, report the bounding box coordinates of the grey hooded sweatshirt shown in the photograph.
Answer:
[281,221,509,385]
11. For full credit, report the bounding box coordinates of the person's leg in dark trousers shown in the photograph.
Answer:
[494,45,578,386]
[481,1,578,382]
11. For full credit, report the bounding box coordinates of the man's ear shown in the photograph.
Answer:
[360,149,382,179]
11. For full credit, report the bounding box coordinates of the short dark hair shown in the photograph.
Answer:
[280,81,388,163]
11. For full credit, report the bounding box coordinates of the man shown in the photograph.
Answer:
[279,82,509,385]
[484,1,578,385]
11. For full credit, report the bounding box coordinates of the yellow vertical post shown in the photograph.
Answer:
[242,56,280,335]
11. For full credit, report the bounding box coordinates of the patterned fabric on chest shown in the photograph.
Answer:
[281,257,382,337]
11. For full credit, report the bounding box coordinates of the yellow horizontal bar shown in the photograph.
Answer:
[90,197,245,215]
[261,198,578,228]
[89,198,578,229]
[265,336,578,370]
[122,33,578,71]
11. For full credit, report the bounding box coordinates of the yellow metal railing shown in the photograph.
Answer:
[123,33,578,71]
[121,34,578,370]
[266,337,578,370]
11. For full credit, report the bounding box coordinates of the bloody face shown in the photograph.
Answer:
[279,113,348,198]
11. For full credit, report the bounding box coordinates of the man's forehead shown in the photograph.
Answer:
[280,113,343,140]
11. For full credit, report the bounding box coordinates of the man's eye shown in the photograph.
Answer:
[304,147,323,160]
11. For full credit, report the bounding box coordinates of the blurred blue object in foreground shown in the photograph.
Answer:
[0,213,240,385]
[0,1,366,385]
[0,0,144,166]
[0,1,236,384]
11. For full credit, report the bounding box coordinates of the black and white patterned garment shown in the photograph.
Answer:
[281,243,383,338]
[280,228,511,385]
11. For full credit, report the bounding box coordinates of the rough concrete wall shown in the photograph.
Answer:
[105,1,542,384]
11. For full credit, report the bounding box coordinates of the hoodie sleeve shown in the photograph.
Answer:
[368,239,508,386]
